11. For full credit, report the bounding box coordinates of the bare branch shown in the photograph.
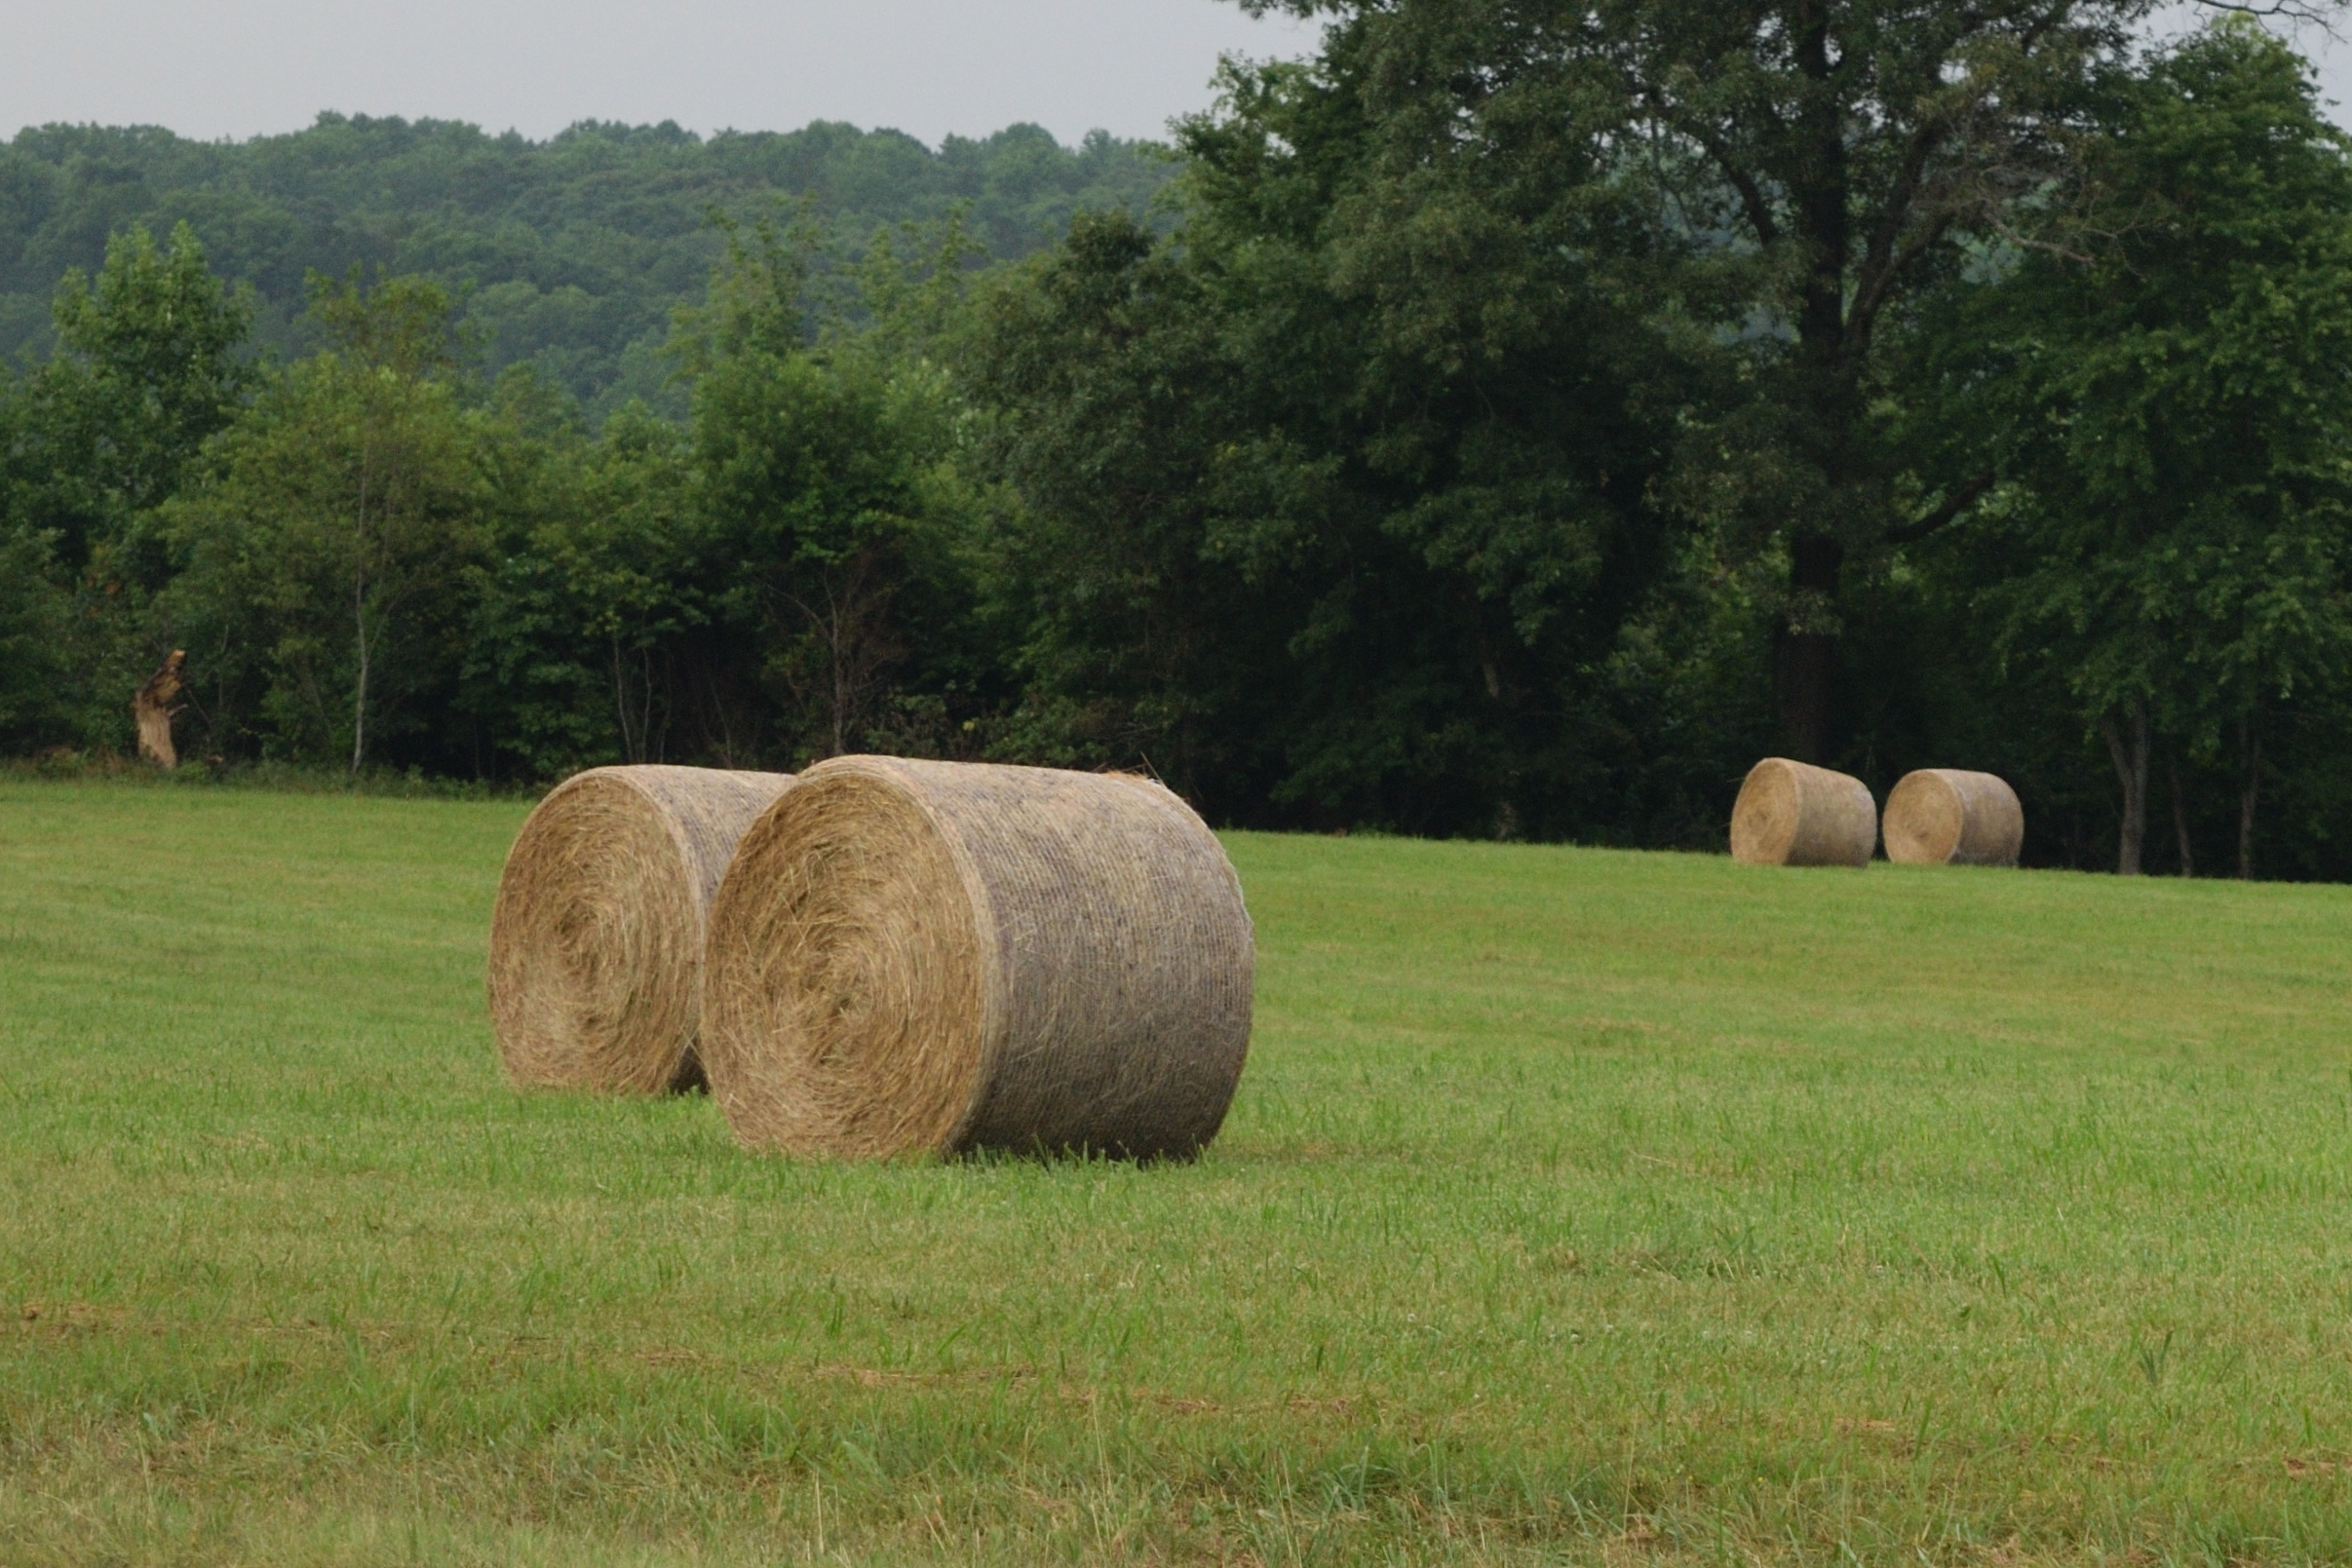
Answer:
[1850,213,1957,343]
[1886,470,1997,545]
[2191,0,2346,32]
[1658,103,1781,248]
[1623,56,1784,249]
[1984,211,2101,264]
[1848,113,1959,350]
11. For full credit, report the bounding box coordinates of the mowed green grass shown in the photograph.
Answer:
[5,783,2352,1566]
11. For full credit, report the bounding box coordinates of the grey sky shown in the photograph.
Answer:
[1,3,2345,151]
[2149,5,2352,120]
[0,1,1316,148]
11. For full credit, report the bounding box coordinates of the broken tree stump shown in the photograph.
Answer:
[134,650,186,769]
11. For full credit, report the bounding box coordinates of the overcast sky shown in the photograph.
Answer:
[0,0,1314,148]
[2148,4,2352,120]
[0,2,2345,152]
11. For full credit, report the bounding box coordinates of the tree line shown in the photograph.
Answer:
[6,9,2352,878]
[0,115,1176,417]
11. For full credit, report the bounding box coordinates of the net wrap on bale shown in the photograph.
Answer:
[1730,757,1877,867]
[1883,769,2024,866]
[701,755,1254,1162]
[488,765,794,1094]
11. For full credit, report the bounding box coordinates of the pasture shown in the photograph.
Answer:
[3,781,2352,1565]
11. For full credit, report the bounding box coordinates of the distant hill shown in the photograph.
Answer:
[0,115,1179,415]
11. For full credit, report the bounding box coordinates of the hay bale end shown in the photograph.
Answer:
[1883,769,2024,866]
[487,764,793,1093]
[701,756,1254,1162]
[1730,757,1877,867]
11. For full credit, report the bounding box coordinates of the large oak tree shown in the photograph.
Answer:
[1234,0,2339,762]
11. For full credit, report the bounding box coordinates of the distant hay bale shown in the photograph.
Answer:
[701,756,1254,1162]
[1883,769,2024,866]
[488,765,794,1093]
[1730,757,1877,867]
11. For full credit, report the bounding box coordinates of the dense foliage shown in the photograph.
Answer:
[8,15,2352,878]
[0,115,1176,415]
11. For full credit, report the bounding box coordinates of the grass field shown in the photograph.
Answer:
[6,781,2352,1565]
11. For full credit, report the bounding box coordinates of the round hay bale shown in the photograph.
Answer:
[488,765,795,1093]
[1729,757,1877,867]
[1883,768,2024,866]
[701,756,1254,1162]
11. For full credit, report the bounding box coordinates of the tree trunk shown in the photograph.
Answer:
[351,416,373,775]
[613,637,641,764]
[2237,716,2261,881]
[1774,533,1843,764]
[829,592,849,758]
[351,596,370,775]
[133,650,187,770]
[2166,746,2194,878]
[1775,3,1855,771]
[2101,699,2149,876]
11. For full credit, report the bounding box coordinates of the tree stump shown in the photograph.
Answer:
[134,650,187,769]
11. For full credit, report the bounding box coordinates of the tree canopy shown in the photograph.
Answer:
[0,116,1176,416]
[1228,0,2337,764]
[1919,19,2352,873]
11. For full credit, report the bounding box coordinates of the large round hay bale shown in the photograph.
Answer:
[1729,757,1877,867]
[1883,768,2024,866]
[701,755,1254,1162]
[488,765,794,1093]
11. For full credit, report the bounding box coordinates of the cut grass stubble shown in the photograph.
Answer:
[3,782,2352,1564]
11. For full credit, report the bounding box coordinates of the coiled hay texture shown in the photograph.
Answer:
[1883,769,2024,866]
[1730,757,1877,867]
[489,765,795,1093]
[701,755,1254,1162]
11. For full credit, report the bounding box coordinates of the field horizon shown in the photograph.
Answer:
[5,779,2352,1564]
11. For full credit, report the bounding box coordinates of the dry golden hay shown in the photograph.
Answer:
[700,755,1255,1162]
[1729,757,1877,867]
[1883,768,2024,866]
[488,765,795,1093]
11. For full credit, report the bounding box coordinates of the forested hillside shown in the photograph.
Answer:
[0,116,1175,414]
